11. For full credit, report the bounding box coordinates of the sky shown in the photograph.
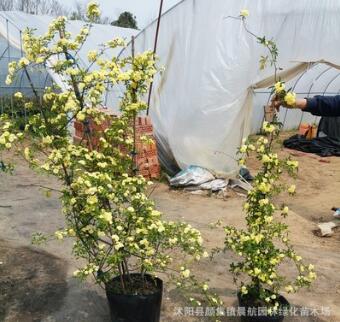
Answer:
[61,0,182,29]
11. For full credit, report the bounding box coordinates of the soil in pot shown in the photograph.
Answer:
[105,273,163,322]
[237,291,290,322]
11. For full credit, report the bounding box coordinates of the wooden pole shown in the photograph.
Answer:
[146,0,164,115]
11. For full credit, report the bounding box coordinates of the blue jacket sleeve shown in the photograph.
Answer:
[304,95,340,117]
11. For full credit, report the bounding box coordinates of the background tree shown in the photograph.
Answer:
[0,0,14,11]
[0,0,66,16]
[111,11,138,29]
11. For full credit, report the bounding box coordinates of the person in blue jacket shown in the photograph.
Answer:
[271,94,340,218]
[271,95,340,117]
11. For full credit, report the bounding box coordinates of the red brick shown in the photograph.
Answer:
[147,156,159,166]
[73,113,160,180]
[135,125,153,133]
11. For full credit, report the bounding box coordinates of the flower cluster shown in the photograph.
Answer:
[274,81,297,107]
[0,4,209,297]
[225,122,316,311]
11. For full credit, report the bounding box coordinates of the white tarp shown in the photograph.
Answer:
[0,11,138,93]
[121,0,340,175]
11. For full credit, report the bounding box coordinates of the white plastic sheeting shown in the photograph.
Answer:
[0,11,138,99]
[122,0,340,175]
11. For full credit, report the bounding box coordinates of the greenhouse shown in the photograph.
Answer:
[0,11,137,121]
[1,2,340,321]
[126,0,340,174]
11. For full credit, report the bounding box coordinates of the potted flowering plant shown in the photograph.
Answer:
[225,121,317,321]
[221,10,317,322]
[0,3,209,321]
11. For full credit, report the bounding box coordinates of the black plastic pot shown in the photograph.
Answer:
[237,291,290,322]
[105,273,163,322]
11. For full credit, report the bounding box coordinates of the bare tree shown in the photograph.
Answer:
[0,0,14,10]
[13,0,66,16]
[69,1,86,21]
[1,0,109,24]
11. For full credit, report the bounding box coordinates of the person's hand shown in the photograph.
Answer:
[270,94,284,112]
[270,95,307,112]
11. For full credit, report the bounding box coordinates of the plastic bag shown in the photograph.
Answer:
[199,179,228,192]
[169,165,215,187]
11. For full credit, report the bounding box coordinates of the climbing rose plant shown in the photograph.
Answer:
[0,2,213,297]
[225,123,316,312]
[222,9,316,313]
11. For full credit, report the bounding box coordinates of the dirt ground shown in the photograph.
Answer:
[1,136,340,322]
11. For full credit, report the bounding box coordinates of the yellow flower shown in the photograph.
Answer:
[288,184,296,194]
[18,57,29,67]
[270,258,278,265]
[87,50,98,62]
[5,75,12,85]
[241,286,248,294]
[8,134,16,143]
[24,147,30,160]
[76,112,86,121]
[42,136,53,144]
[181,269,190,278]
[285,285,294,293]
[254,268,261,275]
[111,234,119,242]
[87,1,101,20]
[308,271,317,280]
[55,231,64,240]
[87,195,98,205]
[259,198,269,206]
[68,228,76,236]
[240,9,249,17]
[282,206,289,214]
[287,160,299,168]
[258,182,271,193]
[114,242,124,250]
[262,154,271,163]
[274,81,285,93]
[203,283,209,291]
[284,92,296,106]
[262,121,276,133]
[254,234,264,244]
[100,211,112,224]
[14,92,23,99]
[240,145,247,153]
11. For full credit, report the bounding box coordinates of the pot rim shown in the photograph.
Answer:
[105,273,163,297]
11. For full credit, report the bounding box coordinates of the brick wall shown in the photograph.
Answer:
[73,110,161,180]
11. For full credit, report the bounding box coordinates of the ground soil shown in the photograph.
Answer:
[0,134,340,322]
